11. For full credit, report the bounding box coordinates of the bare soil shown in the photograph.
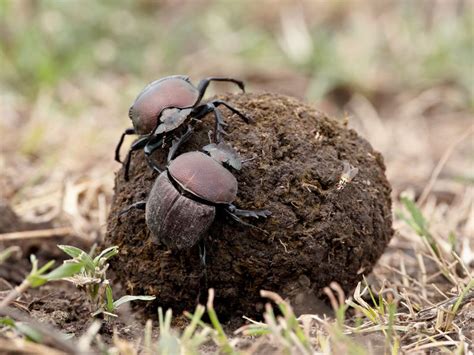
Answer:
[105,92,393,319]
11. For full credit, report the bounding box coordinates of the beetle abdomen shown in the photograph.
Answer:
[130,76,199,135]
[146,172,215,250]
[168,151,238,204]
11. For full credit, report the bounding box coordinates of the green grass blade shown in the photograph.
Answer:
[93,246,119,264]
[44,262,84,281]
[105,284,114,312]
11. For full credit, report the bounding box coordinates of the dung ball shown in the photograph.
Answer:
[105,93,393,318]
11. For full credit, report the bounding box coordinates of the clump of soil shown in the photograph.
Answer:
[105,93,393,318]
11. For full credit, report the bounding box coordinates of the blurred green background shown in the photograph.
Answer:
[2,0,472,100]
[1,0,473,202]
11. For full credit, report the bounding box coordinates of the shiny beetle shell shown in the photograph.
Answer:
[129,75,199,135]
[168,151,238,204]
[146,173,215,250]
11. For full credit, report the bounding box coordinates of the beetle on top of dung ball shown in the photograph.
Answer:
[115,75,253,180]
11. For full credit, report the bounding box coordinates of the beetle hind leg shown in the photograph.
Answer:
[195,77,245,105]
[224,205,271,230]
[227,204,272,219]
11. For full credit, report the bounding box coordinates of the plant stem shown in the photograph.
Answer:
[0,279,31,308]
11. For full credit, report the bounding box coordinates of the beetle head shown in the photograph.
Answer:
[128,103,157,135]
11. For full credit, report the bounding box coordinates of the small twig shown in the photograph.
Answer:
[0,279,31,308]
[0,227,73,241]
[418,127,473,206]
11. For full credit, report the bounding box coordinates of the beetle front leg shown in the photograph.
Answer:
[123,135,150,181]
[168,126,194,162]
[143,135,166,173]
[191,103,228,143]
[115,127,136,163]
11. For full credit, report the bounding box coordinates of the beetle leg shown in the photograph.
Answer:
[225,210,259,229]
[115,127,136,163]
[195,77,245,105]
[168,125,194,162]
[145,155,163,174]
[210,104,229,143]
[123,135,150,181]
[118,200,146,218]
[225,210,271,236]
[142,135,166,173]
[143,135,165,157]
[227,204,272,219]
[190,103,229,143]
[208,99,252,124]
[205,103,229,143]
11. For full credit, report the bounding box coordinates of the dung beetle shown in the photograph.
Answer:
[115,75,251,180]
[120,143,271,250]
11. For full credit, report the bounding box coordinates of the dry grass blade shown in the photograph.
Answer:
[77,321,102,353]
[417,126,474,206]
[0,338,67,355]
[0,227,74,241]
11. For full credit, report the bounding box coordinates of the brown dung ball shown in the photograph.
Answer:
[105,92,393,318]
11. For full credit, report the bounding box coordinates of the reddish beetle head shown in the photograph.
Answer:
[129,76,199,135]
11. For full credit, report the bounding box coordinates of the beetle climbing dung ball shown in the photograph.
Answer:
[106,92,393,318]
[123,150,270,250]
